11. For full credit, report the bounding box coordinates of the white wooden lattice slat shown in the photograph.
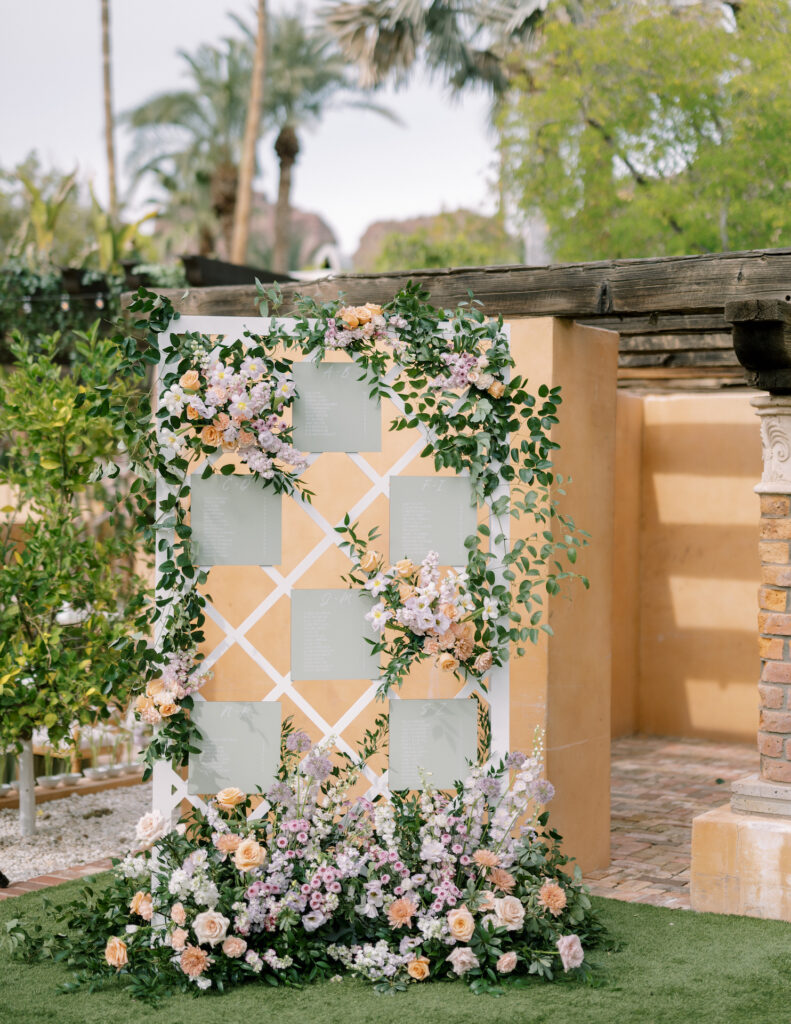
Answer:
[152,317,510,824]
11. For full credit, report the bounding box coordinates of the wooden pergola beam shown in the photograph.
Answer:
[727,298,791,393]
[156,247,791,325]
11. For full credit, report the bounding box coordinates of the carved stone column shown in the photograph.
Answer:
[691,302,791,920]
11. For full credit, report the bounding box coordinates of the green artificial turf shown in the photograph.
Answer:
[1,877,790,1024]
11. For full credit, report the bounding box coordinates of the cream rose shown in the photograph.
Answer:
[179,369,201,391]
[359,549,383,573]
[146,678,168,701]
[104,936,128,969]
[193,910,230,947]
[158,701,179,718]
[233,837,266,872]
[222,936,248,958]
[556,934,584,972]
[395,558,415,578]
[496,951,518,974]
[447,906,475,942]
[474,371,494,390]
[134,810,168,847]
[494,895,525,932]
[215,787,245,811]
[446,946,480,975]
[473,651,493,674]
[200,425,221,447]
[407,956,430,981]
[437,652,459,672]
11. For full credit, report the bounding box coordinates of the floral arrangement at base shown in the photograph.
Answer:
[22,730,605,1003]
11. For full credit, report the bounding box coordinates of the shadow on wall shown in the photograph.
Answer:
[613,394,762,743]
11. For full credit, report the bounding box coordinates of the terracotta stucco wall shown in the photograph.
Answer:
[612,391,762,742]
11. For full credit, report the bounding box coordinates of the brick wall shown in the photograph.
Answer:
[758,494,791,782]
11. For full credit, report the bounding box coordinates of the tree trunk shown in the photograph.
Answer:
[230,0,267,264]
[100,0,118,220]
[273,124,300,274]
[18,738,35,837]
[211,161,239,259]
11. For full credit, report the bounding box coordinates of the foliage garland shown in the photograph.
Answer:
[109,282,587,777]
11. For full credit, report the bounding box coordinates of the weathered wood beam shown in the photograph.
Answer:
[619,333,732,353]
[152,247,791,322]
[726,298,791,393]
[583,313,731,336]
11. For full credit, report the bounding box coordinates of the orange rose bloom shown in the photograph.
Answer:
[158,701,179,717]
[200,425,221,447]
[339,306,359,329]
[179,370,201,391]
[355,305,372,324]
[186,404,200,420]
[233,837,266,872]
[179,945,211,978]
[364,303,383,316]
[104,936,128,969]
[487,380,506,399]
[407,956,430,980]
[130,890,153,920]
[387,897,417,928]
[216,787,245,811]
[359,549,383,573]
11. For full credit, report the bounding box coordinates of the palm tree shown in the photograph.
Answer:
[235,12,397,271]
[231,0,268,264]
[123,39,253,256]
[100,0,118,220]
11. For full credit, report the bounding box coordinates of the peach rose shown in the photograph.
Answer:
[496,951,518,974]
[158,701,179,718]
[454,638,474,661]
[179,944,211,978]
[171,927,188,952]
[233,837,266,872]
[200,425,221,447]
[439,602,458,621]
[479,890,497,912]
[179,370,200,391]
[438,629,457,650]
[359,549,383,573]
[193,910,230,947]
[134,694,153,714]
[216,787,245,811]
[130,891,153,921]
[214,412,231,431]
[437,652,459,672]
[487,380,506,399]
[104,936,128,969]
[387,897,417,928]
[447,906,475,942]
[446,946,479,975]
[146,678,168,702]
[237,430,255,447]
[186,404,200,420]
[422,637,439,655]
[214,833,243,855]
[338,306,359,328]
[222,936,247,958]
[364,303,383,316]
[171,902,187,926]
[398,582,416,602]
[538,880,567,916]
[395,558,416,578]
[494,895,525,932]
[452,620,475,643]
[354,305,372,324]
[473,651,493,674]
[407,956,430,981]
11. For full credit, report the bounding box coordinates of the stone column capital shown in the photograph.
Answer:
[752,394,791,494]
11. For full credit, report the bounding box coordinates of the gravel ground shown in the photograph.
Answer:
[0,782,152,884]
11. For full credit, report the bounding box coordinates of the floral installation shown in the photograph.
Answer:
[22,728,604,1002]
[111,282,586,773]
[337,539,501,697]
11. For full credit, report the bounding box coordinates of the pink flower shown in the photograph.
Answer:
[170,902,187,926]
[446,946,480,975]
[496,951,518,974]
[171,927,188,952]
[556,934,584,972]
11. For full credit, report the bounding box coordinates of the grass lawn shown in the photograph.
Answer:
[2,877,791,1024]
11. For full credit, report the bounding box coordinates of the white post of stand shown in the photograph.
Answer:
[18,738,36,836]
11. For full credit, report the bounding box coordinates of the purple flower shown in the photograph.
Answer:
[286,730,312,752]
[302,752,332,782]
[506,751,527,769]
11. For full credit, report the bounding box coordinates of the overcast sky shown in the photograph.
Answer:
[0,0,496,256]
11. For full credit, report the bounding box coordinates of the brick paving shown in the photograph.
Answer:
[0,858,112,900]
[583,735,758,910]
[0,736,759,908]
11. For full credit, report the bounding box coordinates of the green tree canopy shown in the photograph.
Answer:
[501,0,791,261]
[369,209,522,270]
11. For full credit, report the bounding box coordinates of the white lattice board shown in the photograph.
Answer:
[152,315,510,825]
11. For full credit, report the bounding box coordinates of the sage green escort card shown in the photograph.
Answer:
[389,476,477,566]
[191,473,282,565]
[388,699,478,790]
[292,361,381,453]
[291,589,379,680]
[188,701,281,795]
